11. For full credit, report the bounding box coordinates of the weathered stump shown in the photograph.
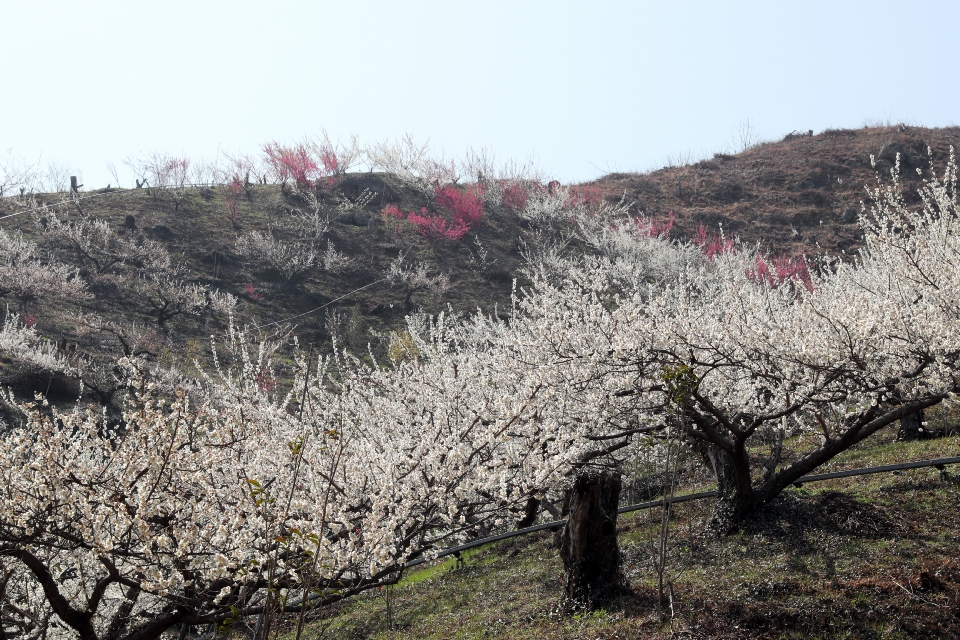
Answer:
[559,471,624,607]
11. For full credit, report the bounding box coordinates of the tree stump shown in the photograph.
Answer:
[559,471,623,607]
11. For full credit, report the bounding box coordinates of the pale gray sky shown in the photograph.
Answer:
[3,0,958,188]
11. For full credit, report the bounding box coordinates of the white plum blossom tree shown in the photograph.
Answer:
[5,150,960,635]
[0,228,89,313]
[40,212,171,279]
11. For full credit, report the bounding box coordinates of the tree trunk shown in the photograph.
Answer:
[558,471,624,608]
[897,409,925,441]
[515,495,541,529]
[706,443,755,534]
[699,400,944,534]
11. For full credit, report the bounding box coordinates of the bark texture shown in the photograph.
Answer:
[897,410,925,441]
[706,443,755,534]
[559,471,624,607]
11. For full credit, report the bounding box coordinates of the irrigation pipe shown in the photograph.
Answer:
[402,455,960,568]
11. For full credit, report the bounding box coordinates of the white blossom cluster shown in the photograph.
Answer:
[40,212,171,278]
[235,230,317,283]
[0,228,89,310]
[0,311,77,379]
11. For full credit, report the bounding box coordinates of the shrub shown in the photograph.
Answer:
[747,254,813,291]
[435,184,485,232]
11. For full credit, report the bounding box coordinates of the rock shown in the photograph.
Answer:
[873,159,894,174]
[150,224,177,241]
[906,154,927,170]
[336,173,398,203]
[878,142,908,164]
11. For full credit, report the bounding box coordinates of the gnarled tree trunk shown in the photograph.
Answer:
[559,471,624,607]
[705,443,759,534]
[700,400,944,535]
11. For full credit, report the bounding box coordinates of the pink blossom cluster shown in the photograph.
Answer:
[694,225,812,290]
[435,185,485,231]
[500,181,529,215]
[694,225,736,259]
[224,178,244,226]
[245,281,263,301]
[631,212,675,238]
[747,254,813,291]
[380,185,486,242]
[262,142,340,190]
[564,185,602,209]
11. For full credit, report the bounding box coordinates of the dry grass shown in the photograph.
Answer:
[592,125,960,258]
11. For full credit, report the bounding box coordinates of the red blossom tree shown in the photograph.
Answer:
[406,207,470,241]
[380,203,407,234]
[434,184,485,231]
[223,178,244,228]
[319,149,340,188]
[261,142,341,191]
[262,142,318,191]
[380,185,485,243]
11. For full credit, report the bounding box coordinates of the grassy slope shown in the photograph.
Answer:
[297,433,960,640]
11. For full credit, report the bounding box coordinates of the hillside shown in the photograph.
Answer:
[2,126,958,406]
[590,125,960,257]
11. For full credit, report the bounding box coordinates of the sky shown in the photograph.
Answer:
[3,0,959,189]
